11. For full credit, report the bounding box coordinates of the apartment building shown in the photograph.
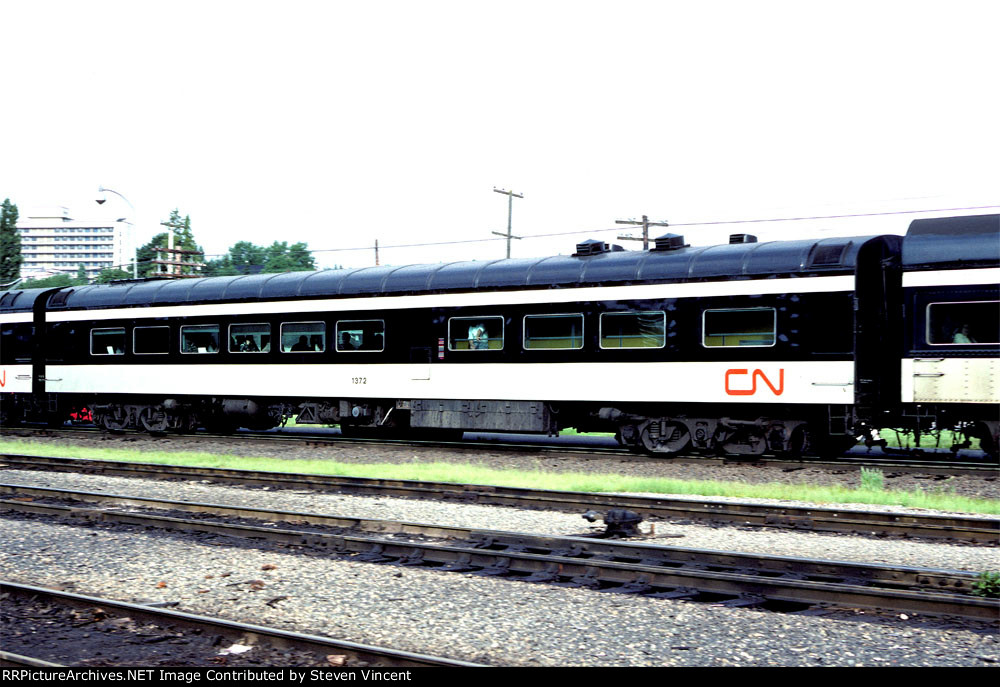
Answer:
[17,206,130,279]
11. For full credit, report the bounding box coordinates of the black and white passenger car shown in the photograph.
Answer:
[2,214,998,458]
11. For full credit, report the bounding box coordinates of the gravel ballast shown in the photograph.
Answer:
[2,518,998,667]
[1,433,998,667]
[2,468,997,572]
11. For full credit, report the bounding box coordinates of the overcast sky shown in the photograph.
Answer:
[2,1,997,270]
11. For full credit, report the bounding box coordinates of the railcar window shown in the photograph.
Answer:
[600,311,666,349]
[448,316,504,351]
[229,323,271,353]
[134,326,170,355]
[91,328,126,356]
[927,301,999,345]
[703,308,776,347]
[336,320,384,352]
[1,324,34,363]
[180,324,220,354]
[523,314,584,350]
[281,322,326,352]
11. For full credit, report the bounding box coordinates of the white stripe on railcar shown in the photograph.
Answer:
[42,360,856,405]
[902,267,1000,289]
[0,365,31,393]
[0,313,32,324]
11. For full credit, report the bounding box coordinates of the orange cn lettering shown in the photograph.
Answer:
[725,368,784,396]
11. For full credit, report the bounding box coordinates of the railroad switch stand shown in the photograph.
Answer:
[583,508,644,538]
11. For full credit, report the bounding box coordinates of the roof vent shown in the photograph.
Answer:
[809,242,851,267]
[729,233,758,244]
[650,233,689,252]
[48,288,74,307]
[574,239,610,256]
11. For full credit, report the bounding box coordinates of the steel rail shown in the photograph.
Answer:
[0,581,484,668]
[7,427,997,473]
[2,487,997,622]
[0,482,984,592]
[0,651,63,667]
[2,453,997,543]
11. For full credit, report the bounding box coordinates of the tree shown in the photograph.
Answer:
[95,267,132,283]
[203,240,316,276]
[1,198,22,284]
[201,254,239,277]
[161,209,198,250]
[135,209,204,277]
[136,232,170,278]
[263,241,316,273]
[19,274,77,289]
[76,264,89,284]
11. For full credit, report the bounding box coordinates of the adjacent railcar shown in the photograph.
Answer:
[2,214,997,458]
[896,214,1000,457]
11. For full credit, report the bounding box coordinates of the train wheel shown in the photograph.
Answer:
[639,420,691,456]
[775,425,811,459]
[139,407,169,434]
[614,425,644,453]
[976,421,999,460]
[99,408,129,433]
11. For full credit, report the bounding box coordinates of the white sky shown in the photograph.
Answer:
[2,0,998,271]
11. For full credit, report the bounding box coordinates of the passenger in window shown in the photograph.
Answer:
[952,324,976,344]
[291,335,311,352]
[309,335,323,351]
[340,332,357,350]
[469,324,488,350]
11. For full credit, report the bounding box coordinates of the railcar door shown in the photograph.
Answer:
[853,236,903,422]
[31,287,69,414]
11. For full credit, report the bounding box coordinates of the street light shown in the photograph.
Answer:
[95,186,137,278]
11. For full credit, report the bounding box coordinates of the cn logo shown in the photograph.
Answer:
[725,368,784,396]
[0,370,5,388]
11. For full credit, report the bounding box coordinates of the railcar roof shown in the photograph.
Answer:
[17,234,884,312]
[902,213,1000,269]
[0,287,59,313]
[5,215,994,314]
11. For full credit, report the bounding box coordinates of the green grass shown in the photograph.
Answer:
[878,429,981,451]
[559,428,616,438]
[3,438,998,515]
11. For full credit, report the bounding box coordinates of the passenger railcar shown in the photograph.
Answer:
[2,214,997,459]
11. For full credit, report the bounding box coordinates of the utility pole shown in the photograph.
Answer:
[491,187,523,258]
[374,239,379,266]
[615,215,669,250]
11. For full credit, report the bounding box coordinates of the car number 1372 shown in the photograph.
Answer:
[352,377,367,385]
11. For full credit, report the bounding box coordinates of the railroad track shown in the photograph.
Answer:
[2,453,998,544]
[0,581,483,668]
[5,426,997,475]
[2,483,998,623]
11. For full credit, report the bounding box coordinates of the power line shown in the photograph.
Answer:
[301,203,1000,254]
[25,203,993,278]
